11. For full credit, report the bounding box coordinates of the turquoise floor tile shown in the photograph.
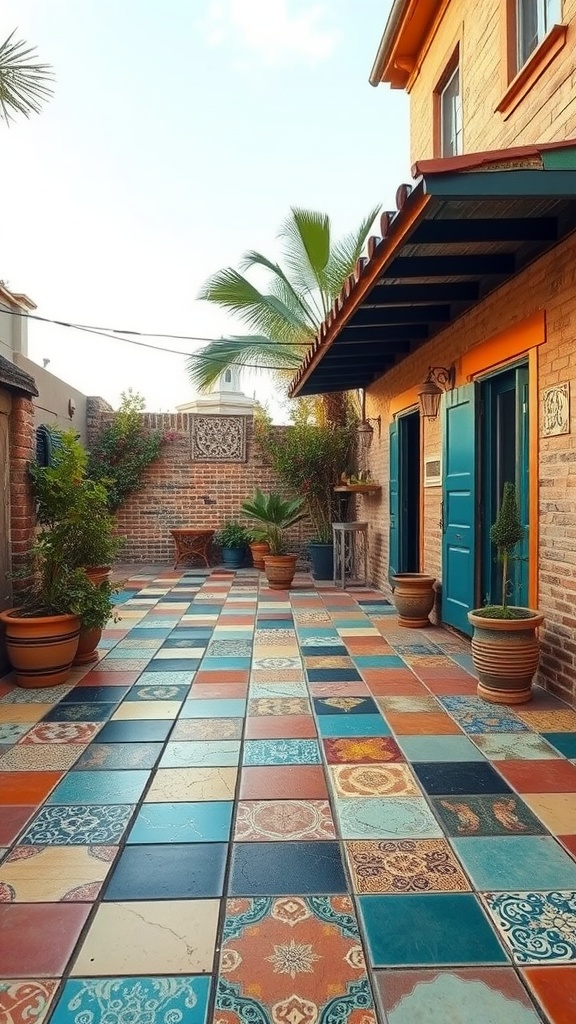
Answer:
[451,836,576,890]
[397,736,487,762]
[160,741,241,767]
[50,977,212,1024]
[353,655,407,668]
[336,797,443,839]
[317,714,391,737]
[198,657,251,671]
[46,769,150,805]
[243,739,321,765]
[127,801,233,842]
[180,699,246,718]
[359,893,508,966]
[482,890,576,965]
[542,732,576,758]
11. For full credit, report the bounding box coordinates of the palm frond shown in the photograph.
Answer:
[240,250,318,331]
[0,30,54,124]
[324,205,381,298]
[197,267,310,344]
[187,336,303,392]
[278,208,332,318]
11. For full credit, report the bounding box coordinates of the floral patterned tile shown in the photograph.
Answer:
[329,764,421,798]
[375,967,543,1024]
[73,743,163,770]
[172,719,243,741]
[0,980,59,1024]
[378,696,440,713]
[346,839,471,894]
[18,724,101,749]
[335,797,443,841]
[18,804,134,846]
[323,737,404,764]
[234,800,335,841]
[472,734,560,760]
[432,795,547,837]
[49,977,211,1024]
[214,895,375,1024]
[482,891,576,964]
[243,740,321,766]
[247,698,311,717]
[438,697,529,734]
[0,845,117,902]
[250,670,305,683]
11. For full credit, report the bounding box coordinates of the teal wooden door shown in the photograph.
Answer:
[389,420,399,581]
[480,365,529,606]
[441,384,477,634]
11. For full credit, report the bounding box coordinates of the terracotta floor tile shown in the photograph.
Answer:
[522,793,576,833]
[309,682,371,697]
[558,834,576,857]
[384,712,463,735]
[0,773,63,806]
[362,673,425,695]
[522,966,576,1024]
[189,683,248,699]
[423,679,479,695]
[76,671,143,686]
[239,765,328,800]
[0,806,37,845]
[194,671,249,685]
[495,759,576,793]
[0,903,91,977]
[71,899,219,975]
[245,716,317,739]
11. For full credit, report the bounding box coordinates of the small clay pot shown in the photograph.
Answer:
[391,573,436,628]
[249,542,270,571]
[263,554,298,590]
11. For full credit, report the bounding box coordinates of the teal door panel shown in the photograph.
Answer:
[389,419,399,581]
[442,384,476,634]
[516,365,529,605]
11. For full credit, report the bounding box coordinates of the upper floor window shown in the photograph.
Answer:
[517,0,562,68]
[440,65,462,157]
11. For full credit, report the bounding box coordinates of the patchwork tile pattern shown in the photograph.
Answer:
[1,568,574,1023]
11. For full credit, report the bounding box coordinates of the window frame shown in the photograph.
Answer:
[433,47,462,159]
[517,0,562,69]
[497,0,566,117]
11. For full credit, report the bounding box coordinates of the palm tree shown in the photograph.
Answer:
[188,206,379,423]
[0,30,54,125]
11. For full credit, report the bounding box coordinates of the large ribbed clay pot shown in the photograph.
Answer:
[74,627,103,665]
[249,542,270,571]
[0,609,81,688]
[391,574,436,628]
[264,554,298,590]
[468,608,544,704]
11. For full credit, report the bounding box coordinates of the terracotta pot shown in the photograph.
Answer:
[0,609,81,688]
[74,627,103,665]
[85,566,111,586]
[468,608,544,705]
[391,574,436,628]
[249,542,270,571]
[263,554,298,590]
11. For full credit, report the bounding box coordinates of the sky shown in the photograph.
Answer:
[0,0,409,418]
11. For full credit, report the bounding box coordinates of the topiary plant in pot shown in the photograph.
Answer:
[468,481,543,705]
[240,490,308,589]
[214,521,249,569]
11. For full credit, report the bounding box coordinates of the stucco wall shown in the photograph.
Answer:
[14,355,88,444]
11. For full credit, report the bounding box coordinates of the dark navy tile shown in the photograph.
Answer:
[124,684,189,702]
[61,686,129,704]
[307,669,363,683]
[313,696,379,716]
[412,762,513,796]
[42,703,117,723]
[229,841,348,895]
[300,646,349,656]
[359,893,508,966]
[97,720,174,743]
[104,842,227,899]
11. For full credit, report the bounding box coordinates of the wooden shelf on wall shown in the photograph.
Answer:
[333,484,382,495]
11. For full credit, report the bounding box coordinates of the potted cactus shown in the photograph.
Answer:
[468,481,543,705]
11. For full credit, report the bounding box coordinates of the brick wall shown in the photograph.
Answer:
[9,395,36,584]
[361,232,576,705]
[87,402,314,564]
[408,0,576,163]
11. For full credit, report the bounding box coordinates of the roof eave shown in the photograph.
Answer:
[369,0,411,86]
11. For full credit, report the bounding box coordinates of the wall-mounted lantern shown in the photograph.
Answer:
[418,366,456,420]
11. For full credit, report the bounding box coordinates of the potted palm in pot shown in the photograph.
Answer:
[468,481,543,705]
[240,490,308,589]
[214,521,249,569]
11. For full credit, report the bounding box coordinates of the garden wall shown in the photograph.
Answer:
[87,399,314,564]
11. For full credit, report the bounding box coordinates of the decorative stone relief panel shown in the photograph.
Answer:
[542,383,570,437]
[191,415,247,462]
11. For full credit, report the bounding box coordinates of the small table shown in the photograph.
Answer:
[332,521,369,588]
[170,528,215,569]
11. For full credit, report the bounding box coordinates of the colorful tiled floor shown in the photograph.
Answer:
[1,568,575,1024]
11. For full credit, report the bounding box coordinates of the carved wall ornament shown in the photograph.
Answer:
[191,415,247,462]
[542,382,570,437]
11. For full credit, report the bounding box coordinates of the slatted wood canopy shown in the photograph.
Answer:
[289,142,576,397]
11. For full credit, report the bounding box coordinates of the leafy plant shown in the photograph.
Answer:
[214,521,249,549]
[240,490,308,555]
[14,541,115,630]
[0,30,54,125]
[477,481,526,620]
[255,415,353,543]
[88,390,168,512]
